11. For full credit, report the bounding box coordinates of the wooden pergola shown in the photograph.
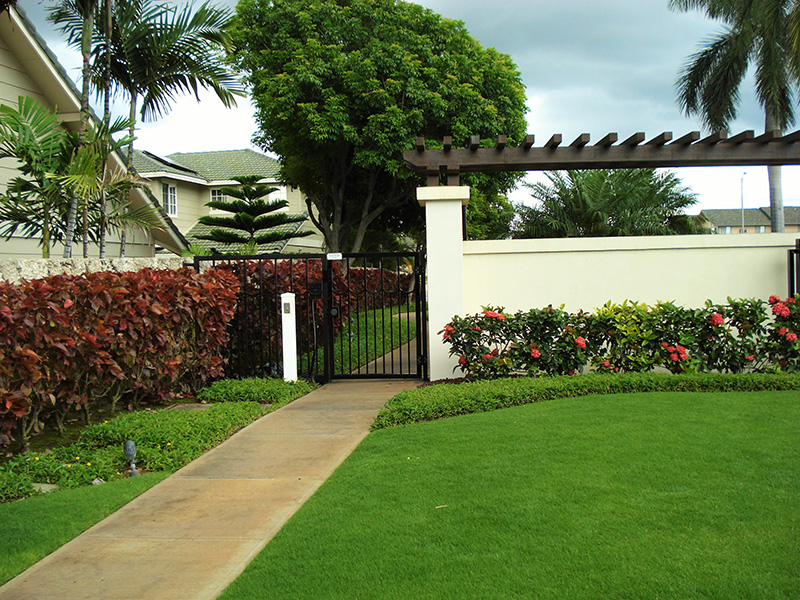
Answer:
[404,130,800,186]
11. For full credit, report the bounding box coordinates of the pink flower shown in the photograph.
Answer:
[788,298,797,305]
[666,346,676,353]
[778,327,788,337]
[530,348,541,359]
[745,355,754,361]
[482,310,505,321]
[458,356,467,365]
[772,303,791,318]
[769,294,781,305]
[575,336,586,349]
[710,313,724,326]
[679,352,688,360]
[787,333,798,342]
[473,326,482,332]
[670,353,679,362]
[661,342,668,348]
[602,360,610,367]
[676,345,686,354]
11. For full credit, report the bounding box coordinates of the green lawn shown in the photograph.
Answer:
[220,390,800,600]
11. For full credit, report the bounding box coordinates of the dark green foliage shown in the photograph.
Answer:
[229,0,528,252]
[373,372,800,429]
[512,169,703,239]
[196,377,316,404]
[465,190,515,240]
[196,175,311,250]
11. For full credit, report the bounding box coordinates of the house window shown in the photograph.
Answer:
[162,183,177,216]
[719,226,731,234]
[756,225,766,233]
[211,189,227,204]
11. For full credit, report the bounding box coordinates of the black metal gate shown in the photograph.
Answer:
[194,251,427,383]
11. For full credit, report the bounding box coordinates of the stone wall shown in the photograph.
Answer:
[0,256,190,283]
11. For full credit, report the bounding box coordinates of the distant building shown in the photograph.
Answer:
[698,207,800,234]
[132,149,324,254]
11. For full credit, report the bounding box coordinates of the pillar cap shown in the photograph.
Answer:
[416,186,471,206]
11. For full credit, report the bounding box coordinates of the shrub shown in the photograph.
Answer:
[442,296,800,379]
[196,377,316,404]
[0,267,239,452]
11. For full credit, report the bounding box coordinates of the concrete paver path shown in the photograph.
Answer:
[0,380,418,600]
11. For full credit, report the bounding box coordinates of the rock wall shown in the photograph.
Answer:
[0,257,190,283]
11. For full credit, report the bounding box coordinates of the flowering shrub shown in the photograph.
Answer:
[442,296,800,380]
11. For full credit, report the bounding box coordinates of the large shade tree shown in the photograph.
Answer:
[670,0,800,233]
[511,169,703,239]
[229,0,528,253]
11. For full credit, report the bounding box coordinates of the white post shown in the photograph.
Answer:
[280,292,297,382]
[417,185,470,380]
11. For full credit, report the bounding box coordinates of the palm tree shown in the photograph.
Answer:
[511,169,701,239]
[195,176,311,254]
[50,0,244,255]
[670,0,798,232]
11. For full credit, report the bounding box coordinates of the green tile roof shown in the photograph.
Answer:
[700,207,800,227]
[699,209,770,227]
[133,149,281,182]
[166,149,280,181]
[185,214,307,254]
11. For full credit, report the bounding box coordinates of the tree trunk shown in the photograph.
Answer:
[766,109,785,232]
[120,96,138,258]
[63,7,94,258]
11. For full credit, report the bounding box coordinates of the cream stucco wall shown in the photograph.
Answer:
[462,233,800,314]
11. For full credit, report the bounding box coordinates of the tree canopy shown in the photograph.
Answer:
[228,0,528,252]
[511,169,704,239]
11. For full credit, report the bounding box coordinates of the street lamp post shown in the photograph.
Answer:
[740,171,746,233]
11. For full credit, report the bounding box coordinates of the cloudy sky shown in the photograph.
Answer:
[18,0,800,212]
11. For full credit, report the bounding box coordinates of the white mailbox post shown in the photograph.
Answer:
[280,292,297,382]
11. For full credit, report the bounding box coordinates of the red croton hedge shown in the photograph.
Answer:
[0,267,239,450]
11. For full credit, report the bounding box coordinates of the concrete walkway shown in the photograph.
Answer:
[0,380,419,600]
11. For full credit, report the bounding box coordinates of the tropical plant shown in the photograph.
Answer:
[194,175,311,254]
[229,0,528,253]
[466,190,516,240]
[511,169,702,238]
[670,0,799,232]
[0,96,73,257]
[49,0,244,255]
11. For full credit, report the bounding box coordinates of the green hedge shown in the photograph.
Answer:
[372,372,800,429]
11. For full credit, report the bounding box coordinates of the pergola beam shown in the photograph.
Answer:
[404,130,800,177]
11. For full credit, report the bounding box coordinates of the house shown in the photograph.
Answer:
[0,5,187,258]
[132,149,324,254]
[698,207,800,234]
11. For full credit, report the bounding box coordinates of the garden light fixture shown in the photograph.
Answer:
[123,440,139,477]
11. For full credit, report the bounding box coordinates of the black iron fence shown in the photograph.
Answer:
[194,251,427,383]
[789,239,800,297]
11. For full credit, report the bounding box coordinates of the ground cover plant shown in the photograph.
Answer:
[374,371,800,428]
[0,377,314,502]
[219,389,800,600]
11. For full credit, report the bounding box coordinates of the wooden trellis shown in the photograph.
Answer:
[404,131,800,186]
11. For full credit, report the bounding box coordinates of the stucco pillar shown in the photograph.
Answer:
[417,186,470,381]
